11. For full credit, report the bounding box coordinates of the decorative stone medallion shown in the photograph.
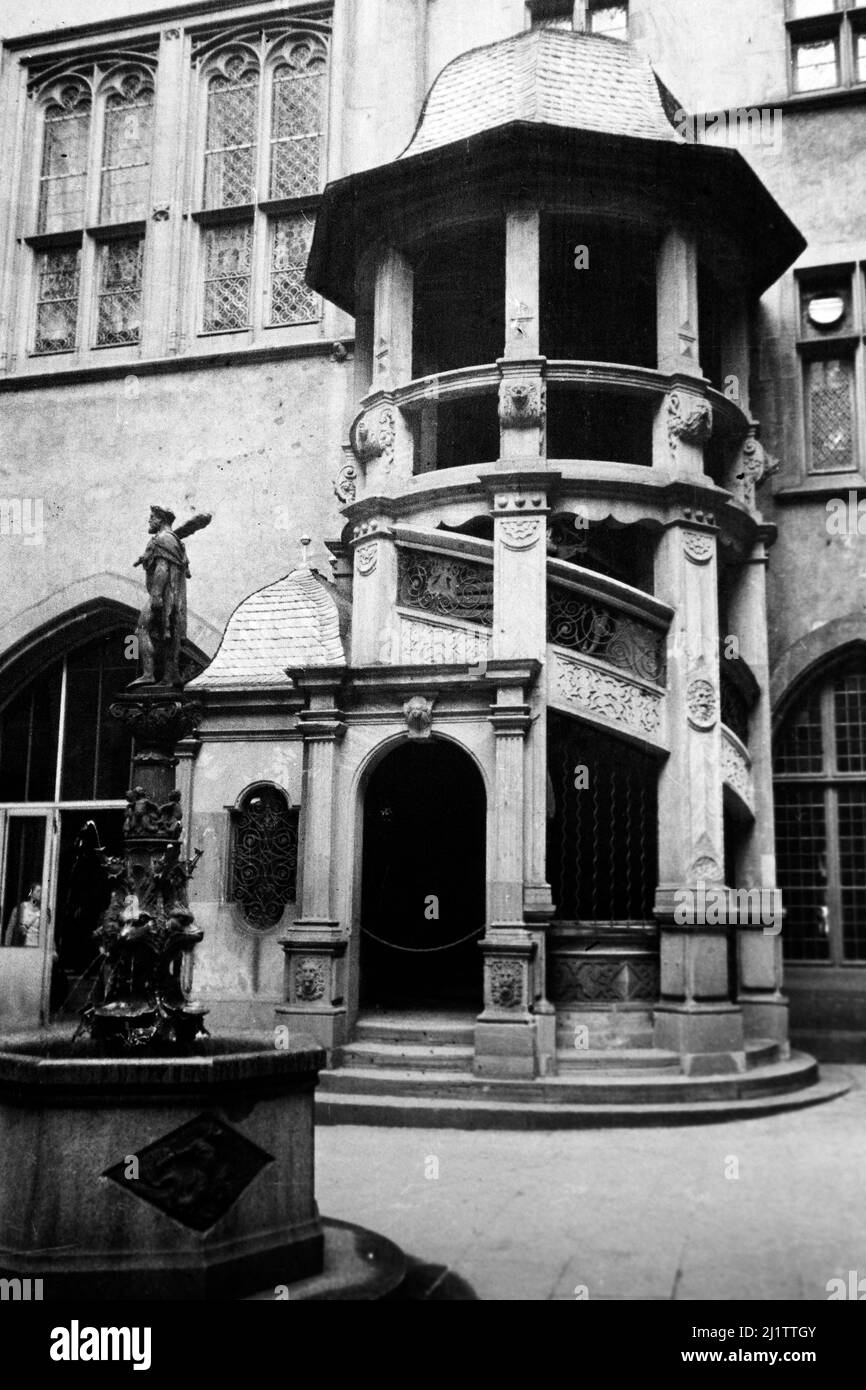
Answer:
[295,957,326,1003]
[686,678,717,729]
[103,1114,273,1232]
[500,517,543,550]
[488,959,523,1009]
[682,530,714,564]
[355,542,378,576]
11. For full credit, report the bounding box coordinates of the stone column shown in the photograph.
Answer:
[355,246,414,489]
[476,685,538,1079]
[653,515,745,1074]
[277,672,347,1055]
[726,530,788,1049]
[499,206,545,463]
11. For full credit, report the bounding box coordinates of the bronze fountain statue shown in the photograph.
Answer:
[81,506,212,1047]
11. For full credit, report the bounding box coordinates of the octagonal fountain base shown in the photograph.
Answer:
[0,1032,405,1301]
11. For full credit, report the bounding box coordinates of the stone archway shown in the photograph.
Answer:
[360,738,486,1009]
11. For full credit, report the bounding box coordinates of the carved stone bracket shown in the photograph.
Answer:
[334,456,358,505]
[667,391,713,459]
[498,379,546,430]
[351,404,396,465]
[729,426,779,511]
[403,694,436,739]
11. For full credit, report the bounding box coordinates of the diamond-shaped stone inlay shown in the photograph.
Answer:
[103,1113,273,1232]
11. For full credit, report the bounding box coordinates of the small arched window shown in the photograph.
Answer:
[229,784,299,929]
[774,659,866,961]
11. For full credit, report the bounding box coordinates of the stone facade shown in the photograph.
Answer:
[0,0,861,1066]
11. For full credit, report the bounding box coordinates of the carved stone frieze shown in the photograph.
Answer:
[399,616,491,666]
[721,728,755,811]
[551,650,663,739]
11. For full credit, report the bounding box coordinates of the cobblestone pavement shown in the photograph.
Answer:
[315,1065,865,1301]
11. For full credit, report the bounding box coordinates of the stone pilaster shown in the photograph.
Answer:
[485,476,557,1064]
[726,531,788,1049]
[475,689,538,1078]
[143,27,184,358]
[656,227,702,379]
[277,672,347,1055]
[653,516,745,1074]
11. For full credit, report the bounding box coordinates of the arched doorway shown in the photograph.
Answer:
[360,739,485,1009]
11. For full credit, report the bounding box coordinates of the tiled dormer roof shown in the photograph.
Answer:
[400,28,684,160]
[189,567,345,690]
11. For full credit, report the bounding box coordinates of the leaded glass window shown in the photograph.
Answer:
[204,55,259,209]
[807,357,855,472]
[269,41,327,199]
[229,785,299,929]
[270,214,318,325]
[100,74,154,223]
[198,31,329,335]
[202,223,253,331]
[774,658,866,961]
[34,247,80,354]
[96,238,143,346]
[38,83,91,234]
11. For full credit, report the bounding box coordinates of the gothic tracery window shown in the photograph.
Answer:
[229,785,299,929]
[31,62,155,356]
[198,32,327,335]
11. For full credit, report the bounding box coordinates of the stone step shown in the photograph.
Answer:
[315,1064,847,1130]
[316,1054,842,1127]
[339,1041,475,1072]
[353,1015,475,1047]
[319,1051,822,1108]
[555,1048,681,1073]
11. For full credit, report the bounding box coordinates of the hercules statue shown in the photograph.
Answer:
[131,505,212,686]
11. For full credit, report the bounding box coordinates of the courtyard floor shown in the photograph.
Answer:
[315,1063,866,1301]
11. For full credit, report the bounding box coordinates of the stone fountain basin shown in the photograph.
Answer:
[0,1032,328,1300]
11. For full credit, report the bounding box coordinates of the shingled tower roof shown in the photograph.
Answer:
[189,567,345,690]
[400,28,684,159]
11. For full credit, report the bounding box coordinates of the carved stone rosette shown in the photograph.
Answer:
[498,379,546,430]
[686,677,717,730]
